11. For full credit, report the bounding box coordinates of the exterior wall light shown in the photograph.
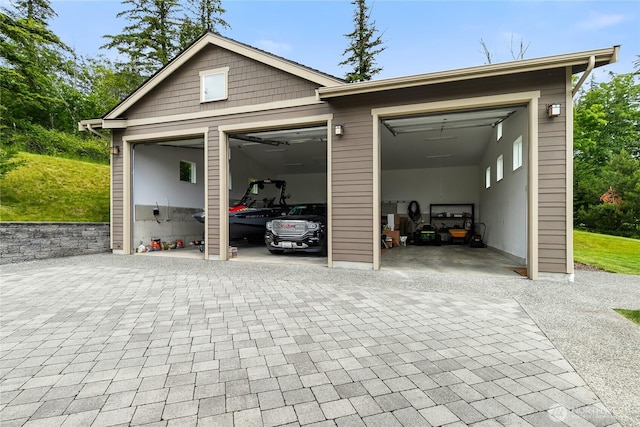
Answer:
[334,124,344,136]
[110,146,121,155]
[547,104,561,118]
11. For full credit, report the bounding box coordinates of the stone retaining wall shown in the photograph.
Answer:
[0,223,110,265]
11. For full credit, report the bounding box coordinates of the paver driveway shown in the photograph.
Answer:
[1,254,630,426]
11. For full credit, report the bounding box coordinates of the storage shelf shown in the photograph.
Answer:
[429,204,474,227]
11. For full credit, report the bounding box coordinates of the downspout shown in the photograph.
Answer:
[86,123,109,140]
[572,55,595,97]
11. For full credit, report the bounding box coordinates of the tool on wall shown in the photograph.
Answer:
[153,202,161,223]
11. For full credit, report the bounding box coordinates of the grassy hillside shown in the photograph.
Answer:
[574,230,640,275]
[0,152,110,222]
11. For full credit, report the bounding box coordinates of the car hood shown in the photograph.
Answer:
[271,214,325,222]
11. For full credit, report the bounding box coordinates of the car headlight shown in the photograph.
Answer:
[307,222,319,230]
[266,222,272,230]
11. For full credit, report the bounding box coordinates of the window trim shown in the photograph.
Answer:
[496,122,503,141]
[180,160,197,184]
[485,166,491,189]
[200,67,229,103]
[513,136,523,171]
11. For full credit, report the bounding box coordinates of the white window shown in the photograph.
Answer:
[485,166,491,189]
[496,122,503,141]
[513,136,523,170]
[200,67,228,102]
[180,160,196,183]
[496,155,504,182]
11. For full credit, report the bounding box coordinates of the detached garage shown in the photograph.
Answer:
[80,33,618,279]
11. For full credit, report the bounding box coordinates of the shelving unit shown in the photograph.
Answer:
[429,204,474,243]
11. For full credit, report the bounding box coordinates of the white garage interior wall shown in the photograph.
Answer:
[381,167,480,226]
[229,139,327,206]
[132,144,205,247]
[278,173,327,204]
[228,146,275,203]
[380,106,528,264]
[479,109,528,262]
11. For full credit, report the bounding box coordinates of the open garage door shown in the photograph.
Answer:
[379,106,529,276]
[131,138,205,259]
[226,125,328,266]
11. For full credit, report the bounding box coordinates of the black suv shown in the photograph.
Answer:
[265,204,327,255]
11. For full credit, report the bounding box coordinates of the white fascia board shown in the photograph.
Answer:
[102,120,128,129]
[78,118,102,131]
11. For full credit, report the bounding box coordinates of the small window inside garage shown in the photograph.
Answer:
[379,106,528,275]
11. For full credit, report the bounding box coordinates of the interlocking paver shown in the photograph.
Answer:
[263,406,298,427]
[321,398,357,419]
[258,390,285,410]
[0,257,627,427]
[419,405,460,426]
[233,407,262,427]
[392,407,430,426]
[348,395,383,417]
[131,402,164,425]
[295,401,326,425]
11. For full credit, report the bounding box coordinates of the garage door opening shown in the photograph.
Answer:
[131,137,206,259]
[227,125,328,266]
[379,105,529,276]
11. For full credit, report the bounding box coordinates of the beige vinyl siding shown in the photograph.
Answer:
[331,104,374,264]
[537,70,569,273]
[111,131,124,251]
[124,45,320,120]
[207,130,220,257]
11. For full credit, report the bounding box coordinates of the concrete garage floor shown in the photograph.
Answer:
[381,245,525,277]
[140,242,523,277]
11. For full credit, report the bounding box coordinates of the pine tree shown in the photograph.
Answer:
[339,0,385,83]
[0,0,69,133]
[178,0,230,50]
[103,0,230,76]
[102,0,182,75]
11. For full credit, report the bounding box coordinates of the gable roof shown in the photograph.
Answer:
[318,46,619,99]
[104,32,345,120]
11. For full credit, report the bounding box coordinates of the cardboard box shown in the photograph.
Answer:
[383,230,400,247]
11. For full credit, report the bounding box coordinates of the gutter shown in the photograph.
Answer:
[572,55,596,96]
[572,45,619,96]
[85,123,109,140]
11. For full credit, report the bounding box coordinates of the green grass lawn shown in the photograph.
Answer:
[574,230,640,275]
[0,152,110,222]
[614,309,640,325]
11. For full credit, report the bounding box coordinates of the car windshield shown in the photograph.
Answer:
[287,205,326,216]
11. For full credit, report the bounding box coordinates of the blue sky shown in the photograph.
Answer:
[49,0,639,81]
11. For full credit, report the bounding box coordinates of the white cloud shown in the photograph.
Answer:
[577,12,625,30]
[255,39,293,55]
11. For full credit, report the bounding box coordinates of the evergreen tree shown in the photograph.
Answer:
[0,0,70,134]
[102,0,182,75]
[103,0,229,76]
[339,0,385,83]
[178,0,230,50]
[573,71,640,236]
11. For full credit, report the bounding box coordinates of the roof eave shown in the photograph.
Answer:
[318,46,620,100]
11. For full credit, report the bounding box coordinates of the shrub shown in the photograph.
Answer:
[6,125,109,163]
[577,203,640,238]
